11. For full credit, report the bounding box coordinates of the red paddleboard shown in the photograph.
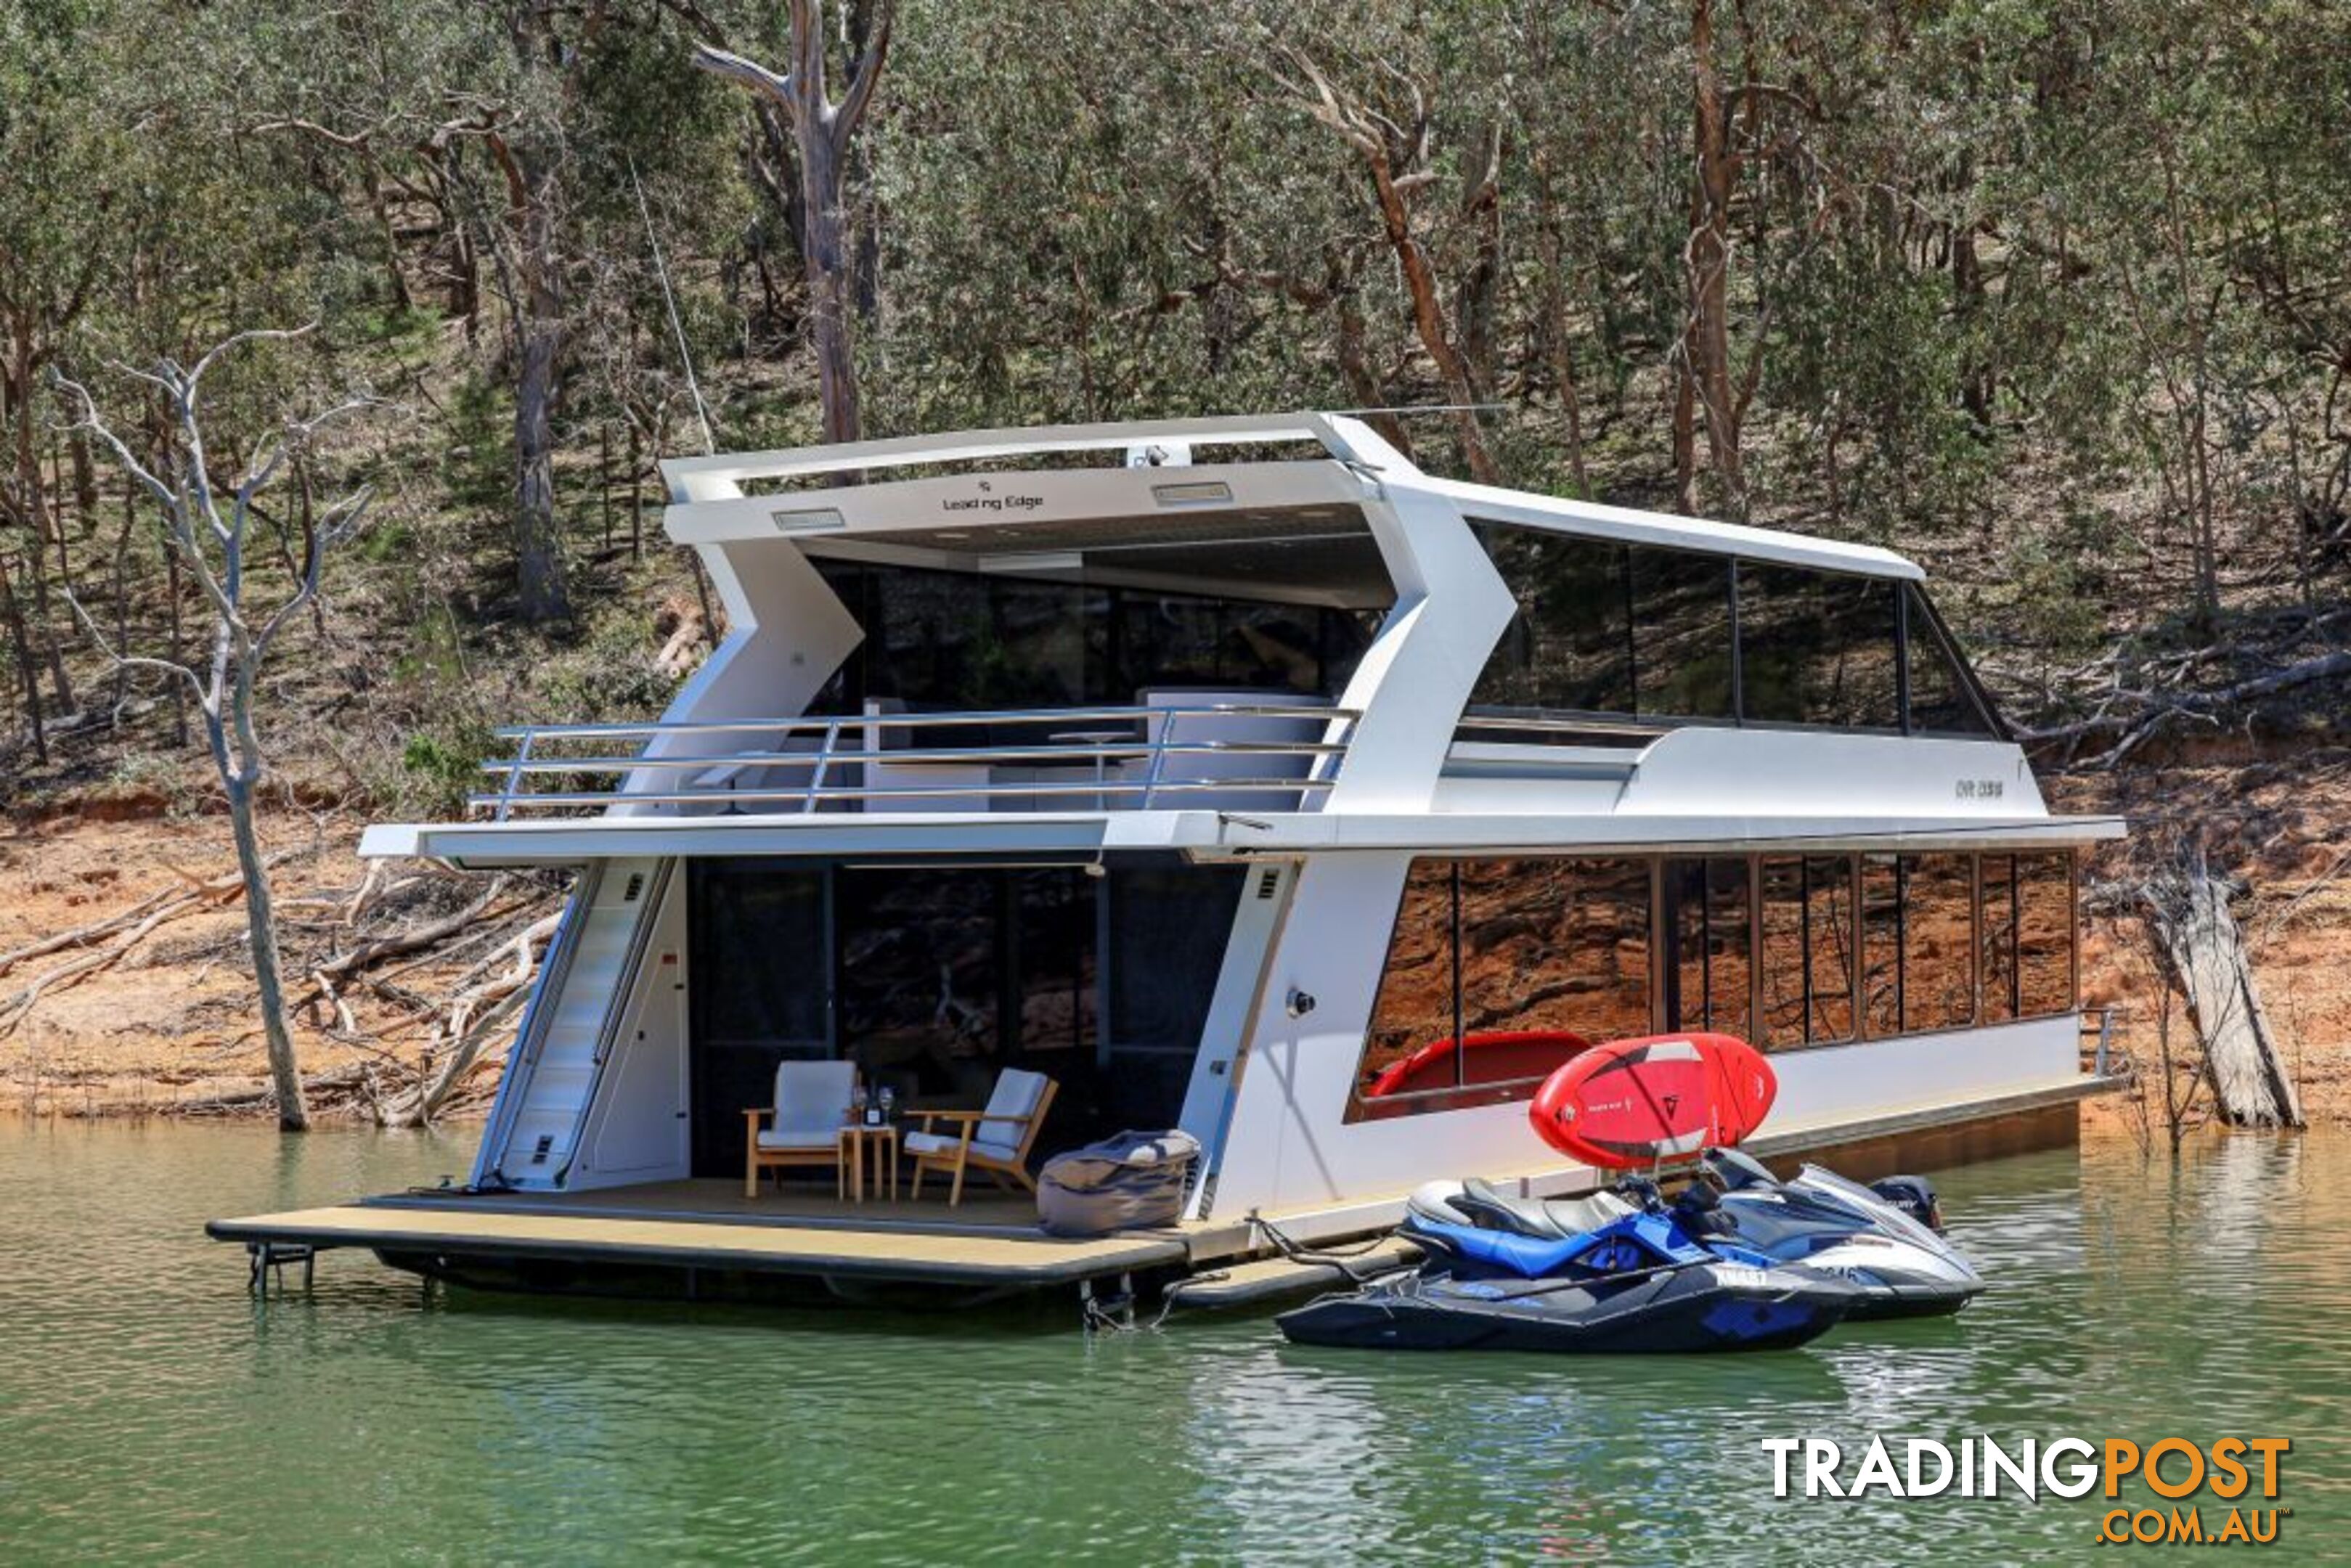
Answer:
[1361,1029,1592,1100]
[1527,1033,1777,1168]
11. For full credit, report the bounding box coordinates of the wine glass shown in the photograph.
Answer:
[878,1084,897,1122]
[849,1083,868,1125]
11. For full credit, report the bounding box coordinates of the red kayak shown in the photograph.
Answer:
[1360,1029,1592,1100]
[1527,1033,1777,1169]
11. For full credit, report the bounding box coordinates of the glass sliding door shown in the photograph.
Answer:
[688,862,831,1177]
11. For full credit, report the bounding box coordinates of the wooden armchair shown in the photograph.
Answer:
[743,1059,857,1198]
[905,1068,1059,1206]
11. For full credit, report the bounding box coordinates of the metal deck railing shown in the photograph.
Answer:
[470,703,1361,819]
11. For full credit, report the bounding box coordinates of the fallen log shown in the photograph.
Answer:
[2145,860,2304,1128]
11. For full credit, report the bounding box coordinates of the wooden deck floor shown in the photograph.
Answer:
[208,1177,1194,1289]
[363,1178,1050,1233]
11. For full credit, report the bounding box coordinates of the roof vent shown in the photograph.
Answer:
[622,873,646,904]
[1255,868,1281,901]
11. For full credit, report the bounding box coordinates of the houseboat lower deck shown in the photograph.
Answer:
[209,1069,2110,1310]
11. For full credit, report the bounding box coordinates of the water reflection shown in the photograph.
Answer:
[2,1119,2346,1563]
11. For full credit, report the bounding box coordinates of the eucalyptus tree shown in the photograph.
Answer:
[61,332,376,1130]
[688,0,896,444]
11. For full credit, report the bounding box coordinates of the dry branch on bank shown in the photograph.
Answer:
[2018,630,2351,771]
[0,848,310,1037]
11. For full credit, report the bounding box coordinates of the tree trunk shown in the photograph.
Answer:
[513,186,570,624]
[8,346,74,710]
[1365,156,1499,484]
[797,117,862,444]
[226,776,309,1130]
[1687,0,1748,519]
[0,547,44,761]
[1532,165,1590,497]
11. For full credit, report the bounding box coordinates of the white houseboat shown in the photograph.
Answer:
[212,412,2121,1304]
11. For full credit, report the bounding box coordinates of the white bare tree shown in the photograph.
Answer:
[58,328,373,1132]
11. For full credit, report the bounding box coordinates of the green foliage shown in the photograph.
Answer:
[537,611,683,727]
[398,719,499,821]
[7,0,2351,801]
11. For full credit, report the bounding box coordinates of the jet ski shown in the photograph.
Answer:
[1408,1149,1982,1321]
[1277,1204,1857,1354]
[1676,1146,1982,1319]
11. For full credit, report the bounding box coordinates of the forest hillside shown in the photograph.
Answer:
[2,0,2347,1124]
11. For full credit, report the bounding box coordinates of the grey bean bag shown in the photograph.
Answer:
[1037,1129,1202,1236]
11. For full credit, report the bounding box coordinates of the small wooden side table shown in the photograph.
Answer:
[837,1122,900,1203]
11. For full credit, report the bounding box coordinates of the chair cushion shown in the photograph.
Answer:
[979,1068,1049,1149]
[772,1060,856,1137]
[756,1128,839,1152]
[905,1130,1022,1164]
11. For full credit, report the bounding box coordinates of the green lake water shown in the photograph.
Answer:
[1,1117,2344,1564]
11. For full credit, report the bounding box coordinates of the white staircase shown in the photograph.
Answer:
[481,858,669,1189]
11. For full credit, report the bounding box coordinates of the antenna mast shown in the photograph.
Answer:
[629,158,717,457]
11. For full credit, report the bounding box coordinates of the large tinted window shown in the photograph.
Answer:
[1631,547,1736,719]
[1460,533,2005,740]
[690,863,830,1049]
[1350,857,1652,1118]
[1905,584,1997,736]
[813,559,1380,714]
[1458,858,1650,1042]
[1465,526,1636,719]
[1354,861,1458,1101]
[1740,565,1900,729]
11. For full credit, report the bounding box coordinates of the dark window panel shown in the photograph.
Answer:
[1861,854,1904,1038]
[809,558,1374,715]
[1354,861,1458,1100]
[1464,525,1637,719]
[1740,564,1900,729]
[1666,858,1706,1032]
[1901,852,1976,1032]
[1757,856,1809,1048]
[834,867,1005,1085]
[1979,853,2019,1024]
[1013,867,1097,1055]
[1666,857,1751,1039]
[690,862,829,1048]
[2017,852,2076,1017]
[1107,865,1246,1048]
[1631,546,1737,720]
[1703,858,1753,1041]
[687,861,832,1178]
[1806,854,1857,1042]
[1905,584,1997,736]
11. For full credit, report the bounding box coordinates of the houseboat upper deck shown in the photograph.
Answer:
[215,412,2122,1304]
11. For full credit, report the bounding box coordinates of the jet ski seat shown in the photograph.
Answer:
[1544,1190,1637,1236]
[1451,1179,1637,1241]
